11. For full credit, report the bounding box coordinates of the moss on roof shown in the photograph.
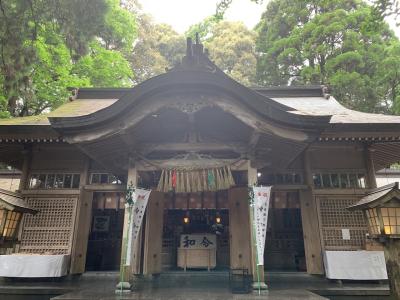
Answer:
[0,98,117,126]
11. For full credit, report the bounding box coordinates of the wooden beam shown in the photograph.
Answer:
[246,131,261,160]
[18,145,32,191]
[137,142,247,155]
[364,146,377,189]
[83,184,125,191]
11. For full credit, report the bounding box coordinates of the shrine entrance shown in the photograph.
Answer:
[85,192,125,271]
[134,170,251,277]
[264,190,306,271]
[161,191,230,271]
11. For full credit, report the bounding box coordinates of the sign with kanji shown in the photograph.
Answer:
[179,234,216,249]
[252,186,272,266]
[125,188,151,265]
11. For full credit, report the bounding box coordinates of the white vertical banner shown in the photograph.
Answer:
[252,186,272,266]
[125,188,151,266]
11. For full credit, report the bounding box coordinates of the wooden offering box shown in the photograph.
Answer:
[177,234,216,271]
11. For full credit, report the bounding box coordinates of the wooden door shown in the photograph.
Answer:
[143,190,164,275]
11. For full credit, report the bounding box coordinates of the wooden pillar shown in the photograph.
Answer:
[117,159,138,290]
[16,146,33,244]
[300,150,324,274]
[247,161,267,289]
[18,145,32,191]
[143,190,164,275]
[228,187,252,271]
[70,157,92,274]
[364,146,377,189]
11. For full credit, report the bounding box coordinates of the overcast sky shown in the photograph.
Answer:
[140,0,268,33]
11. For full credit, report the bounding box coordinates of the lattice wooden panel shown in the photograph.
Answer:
[318,196,367,250]
[19,196,77,254]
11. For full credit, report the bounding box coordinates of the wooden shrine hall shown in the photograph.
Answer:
[0,37,400,289]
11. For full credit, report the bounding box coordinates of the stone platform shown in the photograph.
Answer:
[0,271,391,300]
[53,271,327,300]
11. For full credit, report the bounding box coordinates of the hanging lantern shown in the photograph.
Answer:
[183,211,190,224]
[215,211,222,224]
[348,182,400,238]
[348,182,400,299]
[0,189,37,248]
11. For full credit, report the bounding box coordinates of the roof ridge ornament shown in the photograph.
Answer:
[170,33,218,73]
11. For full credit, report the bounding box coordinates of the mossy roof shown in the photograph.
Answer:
[0,98,117,126]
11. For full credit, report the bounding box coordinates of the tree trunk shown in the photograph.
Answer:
[7,95,18,116]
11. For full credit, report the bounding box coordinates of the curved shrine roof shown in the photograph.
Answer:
[1,86,400,128]
[1,36,400,136]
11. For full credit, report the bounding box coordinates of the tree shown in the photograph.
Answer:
[256,0,400,113]
[378,40,400,114]
[129,13,186,84]
[0,0,137,116]
[186,18,257,86]
[205,21,257,86]
[29,27,90,115]
[186,15,222,41]
[72,41,133,87]
[0,0,109,116]
[99,0,137,52]
[373,0,400,21]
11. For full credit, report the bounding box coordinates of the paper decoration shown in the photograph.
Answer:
[125,188,151,266]
[172,170,177,188]
[252,186,272,266]
[342,228,351,240]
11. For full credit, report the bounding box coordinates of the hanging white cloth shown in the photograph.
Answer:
[252,186,272,266]
[125,188,151,266]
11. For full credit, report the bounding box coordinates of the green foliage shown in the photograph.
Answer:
[73,41,133,87]
[100,0,137,52]
[129,14,186,84]
[0,75,10,118]
[187,17,257,86]
[373,0,400,20]
[205,21,257,86]
[186,15,222,41]
[256,0,400,113]
[0,0,136,116]
[186,16,258,86]
[30,28,91,114]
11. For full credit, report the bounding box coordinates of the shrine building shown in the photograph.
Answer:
[0,38,399,287]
